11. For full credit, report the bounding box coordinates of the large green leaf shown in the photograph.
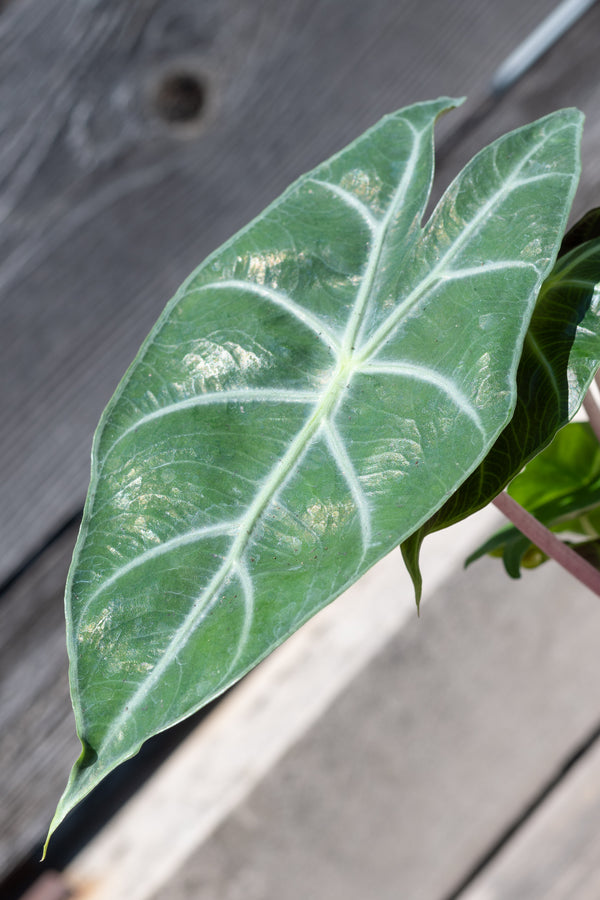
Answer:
[466,422,600,577]
[401,230,600,603]
[47,99,583,844]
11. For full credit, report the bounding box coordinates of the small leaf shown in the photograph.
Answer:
[47,100,583,846]
[466,422,600,576]
[508,419,600,509]
[402,231,600,600]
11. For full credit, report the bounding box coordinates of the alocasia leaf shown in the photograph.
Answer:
[47,99,583,845]
[466,422,600,576]
[401,230,600,603]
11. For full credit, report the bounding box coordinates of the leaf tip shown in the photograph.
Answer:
[400,537,424,613]
[432,95,466,119]
[41,809,61,862]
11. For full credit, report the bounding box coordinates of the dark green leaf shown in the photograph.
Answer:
[560,207,600,257]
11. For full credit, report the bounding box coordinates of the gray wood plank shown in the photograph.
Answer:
[147,558,600,900]
[0,0,561,584]
[0,526,80,881]
[457,741,600,899]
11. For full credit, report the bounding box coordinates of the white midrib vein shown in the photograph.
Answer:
[98,117,574,754]
[104,389,319,460]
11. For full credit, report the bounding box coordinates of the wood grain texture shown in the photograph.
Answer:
[0,524,80,880]
[0,0,560,585]
[458,741,600,899]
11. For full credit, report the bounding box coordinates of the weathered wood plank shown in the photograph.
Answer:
[457,740,600,899]
[0,525,80,881]
[0,0,560,584]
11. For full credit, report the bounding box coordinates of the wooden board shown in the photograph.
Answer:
[0,525,80,880]
[458,740,600,899]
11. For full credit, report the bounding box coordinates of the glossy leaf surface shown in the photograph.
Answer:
[402,231,600,602]
[467,423,600,576]
[49,100,583,842]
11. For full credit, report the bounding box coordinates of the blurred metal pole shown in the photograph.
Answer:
[492,0,598,93]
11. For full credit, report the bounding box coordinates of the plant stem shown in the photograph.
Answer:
[492,491,600,596]
[583,390,600,444]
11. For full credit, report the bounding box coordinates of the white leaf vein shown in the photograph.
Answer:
[323,419,372,552]
[307,178,379,233]
[440,260,540,281]
[81,520,240,613]
[188,279,341,352]
[224,561,255,678]
[105,389,319,459]
[360,361,485,438]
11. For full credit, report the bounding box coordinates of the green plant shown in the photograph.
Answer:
[45,97,600,852]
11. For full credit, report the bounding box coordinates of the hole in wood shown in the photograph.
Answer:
[154,71,206,124]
